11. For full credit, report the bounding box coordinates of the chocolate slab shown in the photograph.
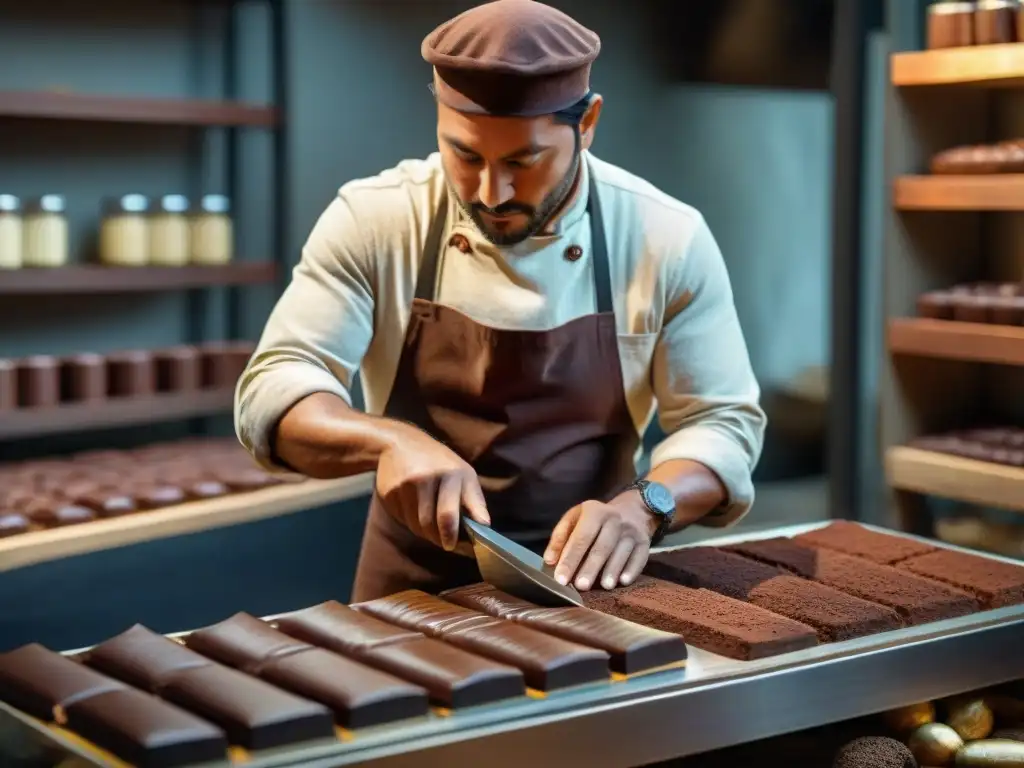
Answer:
[723,537,824,579]
[258,648,429,728]
[0,643,125,721]
[354,590,483,636]
[85,625,211,693]
[159,664,334,750]
[185,612,311,673]
[439,616,610,691]
[442,584,687,674]
[899,549,1024,609]
[358,636,524,708]
[65,688,227,768]
[274,600,423,654]
[791,521,936,565]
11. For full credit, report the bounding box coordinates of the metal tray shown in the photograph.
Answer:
[3,522,1023,768]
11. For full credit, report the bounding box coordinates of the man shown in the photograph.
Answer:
[235,0,765,602]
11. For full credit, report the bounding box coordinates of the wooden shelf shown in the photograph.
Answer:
[889,318,1024,366]
[0,474,375,573]
[0,263,276,295]
[887,446,1024,512]
[0,90,278,127]
[893,175,1024,210]
[892,44,1024,88]
[0,389,236,440]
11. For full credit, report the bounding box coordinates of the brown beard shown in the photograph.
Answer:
[448,150,581,247]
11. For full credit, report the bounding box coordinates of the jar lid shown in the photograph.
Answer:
[0,194,21,213]
[104,194,150,215]
[157,194,189,214]
[25,194,66,214]
[197,194,231,214]
[929,1,977,12]
[976,0,1017,9]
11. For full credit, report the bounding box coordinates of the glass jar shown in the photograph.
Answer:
[23,195,68,268]
[976,0,1018,45]
[149,194,190,267]
[0,195,23,270]
[99,194,150,267]
[190,194,233,265]
[927,2,976,48]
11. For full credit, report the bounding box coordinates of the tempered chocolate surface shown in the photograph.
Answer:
[274,600,422,655]
[354,590,483,636]
[258,648,429,729]
[792,521,936,565]
[185,612,310,673]
[359,636,525,708]
[441,583,537,619]
[65,688,227,768]
[0,643,125,721]
[159,663,334,750]
[899,549,1024,609]
[86,625,210,693]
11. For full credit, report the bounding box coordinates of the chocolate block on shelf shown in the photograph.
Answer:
[274,601,423,655]
[647,548,903,642]
[951,294,990,323]
[0,643,125,721]
[0,358,14,411]
[65,688,227,768]
[587,577,818,661]
[17,356,60,408]
[184,480,229,500]
[61,353,107,403]
[792,521,937,565]
[74,491,137,518]
[199,342,252,389]
[85,625,211,693]
[133,485,186,510]
[216,469,282,492]
[154,346,200,393]
[989,295,1024,326]
[899,549,1024,609]
[258,648,429,729]
[159,664,334,750]
[0,512,30,538]
[26,503,96,528]
[358,636,524,708]
[917,291,955,320]
[442,584,687,674]
[185,612,312,674]
[354,590,483,636]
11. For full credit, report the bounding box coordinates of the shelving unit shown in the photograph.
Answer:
[882,19,1024,538]
[0,263,276,294]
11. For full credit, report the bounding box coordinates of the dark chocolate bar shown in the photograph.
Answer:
[358,636,524,708]
[159,664,334,750]
[0,643,125,721]
[354,589,492,636]
[274,600,423,654]
[65,688,227,768]
[85,625,211,692]
[441,583,537,619]
[184,612,311,673]
[258,648,429,728]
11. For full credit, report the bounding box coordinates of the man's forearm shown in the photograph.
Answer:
[644,458,728,532]
[273,392,413,479]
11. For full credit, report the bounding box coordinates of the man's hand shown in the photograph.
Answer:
[542,492,656,592]
[375,427,490,552]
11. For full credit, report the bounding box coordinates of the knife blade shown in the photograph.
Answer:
[461,517,584,607]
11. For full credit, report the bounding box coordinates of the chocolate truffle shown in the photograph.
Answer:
[899,549,1024,609]
[792,521,937,565]
[832,736,916,768]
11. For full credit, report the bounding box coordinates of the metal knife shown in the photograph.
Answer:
[461,517,584,607]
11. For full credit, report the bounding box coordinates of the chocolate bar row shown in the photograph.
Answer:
[930,140,1024,175]
[910,428,1024,467]
[0,341,255,411]
[917,283,1024,326]
[0,437,296,539]
[0,592,686,765]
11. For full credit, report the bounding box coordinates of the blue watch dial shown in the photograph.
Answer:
[642,481,675,517]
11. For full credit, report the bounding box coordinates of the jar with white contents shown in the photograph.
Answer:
[99,194,150,267]
[0,195,23,270]
[23,195,68,268]
[150,194,190,267]
[190,194,233,265]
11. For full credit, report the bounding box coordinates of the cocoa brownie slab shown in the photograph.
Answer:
[791,521,936,564]
[899,549,1024,609]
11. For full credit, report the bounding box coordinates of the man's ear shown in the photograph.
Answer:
[579,94,603,151]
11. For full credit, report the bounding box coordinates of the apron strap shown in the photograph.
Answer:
[415,159,614,315]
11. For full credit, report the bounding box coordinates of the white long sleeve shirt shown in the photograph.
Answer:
[235,151,766,526]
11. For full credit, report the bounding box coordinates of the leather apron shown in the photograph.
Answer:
[351,162,639,601]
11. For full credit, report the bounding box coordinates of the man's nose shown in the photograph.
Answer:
[477,165,513,210]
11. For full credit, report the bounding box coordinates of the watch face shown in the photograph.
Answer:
[644,482,675,517]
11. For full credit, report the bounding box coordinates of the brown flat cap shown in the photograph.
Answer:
[422,0,600,117]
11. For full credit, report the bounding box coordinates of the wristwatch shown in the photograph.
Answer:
[629,479,675,545]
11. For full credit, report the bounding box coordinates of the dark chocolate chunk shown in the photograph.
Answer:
[354,590,486,636]
[27,503,96,528]
[61,353,107,403]
[186,481,229,500]
[17,356,60,408]
[106,350,156,398]
[185,612,312,674]
[899,549,1024,609]
[274,601,423,655]
[86,625,211,693]
[75,491,137,518]
[358,636,525,708]
[258,648,428,728]
[0,512,30,538]
[154,346,201,393]
[65,688,227,768]
[135,485,186,510]
[0,643,125,721]
[792,521,937,564]
[443,584,687,674]
[159,664,334,750]
[833,736,916,768]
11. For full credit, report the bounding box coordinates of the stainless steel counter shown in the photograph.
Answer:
[3,522,1023,768]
